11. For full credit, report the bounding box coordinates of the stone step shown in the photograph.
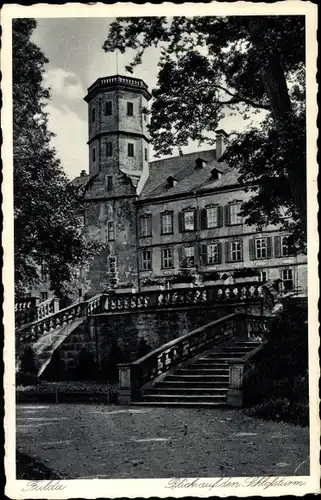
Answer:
[132,401,227,407]
[154,380,229,389]
[166,374,229,382]
[177,368,230,375]
[193,359,229,365]
[144,387,228,395]
[184,364,230,371]
[143,394,227,403]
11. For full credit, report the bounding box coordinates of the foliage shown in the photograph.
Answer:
[233,268,260,279]
[243,298,308,426]
[19,346,39,375]
[13,19,103,300]
[103,16,306,248]
[75,348,99,380]
[137,337,152,358]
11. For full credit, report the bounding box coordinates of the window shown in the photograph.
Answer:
[140,215,152,237]
[184,246,195,267]
[141,250,152,271]
[229,241,242,262]
[259,270,268,283]
[127,102,134,116]
[40,292,48,302]
[230,203,242,225]
[108,256,117,274]
[225,202,242,225]
[128,143,134,157]
[255,238,267,259]
[107,176,113,190]
[91,107,96,123]
[41,265,48,281]
[92,147,96,162]
[107,221,115,241]
[207,206,219,228]
[281,236,294,256]
[201,206,223,229]
[106,142,113,157]
[145,148,148,161]
[179,209,196,232]
[250,237,272,260]
[161,212,173,235]
[281,268,293,291]
[105,101,112,115]
[206,243,219,265]
[161,248,173,269]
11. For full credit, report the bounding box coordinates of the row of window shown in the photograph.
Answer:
[92,143,148,162]
[140,204,243,236]
[139,236,293,271]
[91,101,148,122]
[106,254,295,291]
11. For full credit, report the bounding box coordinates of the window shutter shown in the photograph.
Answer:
[224,205,230,226]
[147,216,152,236]
[178,246,184,266]
[224,241,230,263]
[217,242,222,264]
[249,239,255,260]
[179,212,185,232]
[193,209,198,230]
[218,206,224,227]
[200,244,207,265]
[275,236,281,257]
[200,208,207,230]
[240,240,243,261]
[267,237,272,258]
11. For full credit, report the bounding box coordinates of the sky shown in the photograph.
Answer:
[32,18,266,180]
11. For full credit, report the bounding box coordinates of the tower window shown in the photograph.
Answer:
[92,147,96,162]
[127,102,134,116]
[91,107,96,123]
[107,221,115,241]
[105,101,112,116]
[106,142,113,157]
[128,143,134,157]
[107,176,113,191]
[144,148,148,161]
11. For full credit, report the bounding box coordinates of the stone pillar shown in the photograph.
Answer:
[227,362,244,407]
[118,363,132,405]
[53,298,60,313]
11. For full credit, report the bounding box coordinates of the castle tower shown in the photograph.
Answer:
[84,75,152,188]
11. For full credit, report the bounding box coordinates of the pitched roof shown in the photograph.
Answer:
[139,148,239,200]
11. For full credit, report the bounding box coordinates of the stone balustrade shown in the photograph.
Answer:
[36,297,60,320]
[16,294,104,347]
[118,312,268,404]
[102,282,264,314]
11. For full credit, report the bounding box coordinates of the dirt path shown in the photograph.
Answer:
[16,404,309,479]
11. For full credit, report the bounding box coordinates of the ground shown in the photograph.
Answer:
[16,404,309,479]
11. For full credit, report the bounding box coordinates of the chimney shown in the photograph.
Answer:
[215,129,228,160]
[80,170,88,177]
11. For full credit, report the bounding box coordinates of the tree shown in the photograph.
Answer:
[13,19,102,299]
[103,16,306,248]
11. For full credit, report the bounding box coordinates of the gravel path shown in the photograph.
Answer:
[16,404,309,479]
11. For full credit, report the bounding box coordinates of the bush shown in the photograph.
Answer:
[19,346,39,375]
[243,298,308,426]
[75,348,99,380]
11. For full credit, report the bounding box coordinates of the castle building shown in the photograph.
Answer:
[33,74,308,300]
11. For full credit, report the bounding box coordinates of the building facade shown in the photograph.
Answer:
[31,74,308,301]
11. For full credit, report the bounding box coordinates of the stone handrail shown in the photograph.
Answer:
[101,282,264,314]
[16,293,103,346]
[118,312,257,403]
[227,315,270,406]
[36,297,60,320]
[15,297,40,328]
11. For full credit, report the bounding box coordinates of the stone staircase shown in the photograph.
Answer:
[137,340,262,407]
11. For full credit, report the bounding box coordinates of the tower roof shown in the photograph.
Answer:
[84,74,152,102]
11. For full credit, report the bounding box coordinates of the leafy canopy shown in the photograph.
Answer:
[103,16,306,248]
[13,19,102,298]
